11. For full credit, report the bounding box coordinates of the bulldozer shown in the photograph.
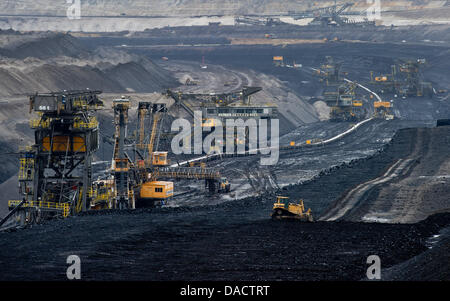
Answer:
[218,177,231,193]
[271,196,313,222]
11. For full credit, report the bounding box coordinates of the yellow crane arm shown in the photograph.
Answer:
[138,107,146,148]
[147,113,160,164]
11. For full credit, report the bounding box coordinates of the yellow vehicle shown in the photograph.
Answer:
[271,196,313,222]
[375,76,388,82]
[373,101,394,120]
[138,181,174,207]
[218,177,231,193]
[152,151,169,166]
[91,179,115,210]
[352,100,363,107]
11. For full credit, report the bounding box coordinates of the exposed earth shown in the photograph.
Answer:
[1,18,450,281]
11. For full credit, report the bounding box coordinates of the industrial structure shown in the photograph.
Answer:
[112,98,133,209]
[289,1,375,27]
[370,58,433,98]
[273,56,284,67]
[234,16,285,26]
[315,56,343,85]
[323,82,365,121]
[167,86,277,122]
[167,86,278,151]
[8,90,103,223]
[315,56,366,121]
[234,2,376,28]
[6,89,235,227]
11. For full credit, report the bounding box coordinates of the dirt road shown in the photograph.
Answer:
[321,126,450,223]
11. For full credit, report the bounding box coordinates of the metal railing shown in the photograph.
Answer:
[18,158,34,180]
[73,116,98,129]
[8,200,70,218]
[157,167,222,180]
[29,118,50,129]
[73,99,103,110]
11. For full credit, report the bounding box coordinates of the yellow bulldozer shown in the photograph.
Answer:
[218,177,231,193]
[271,196,313,222]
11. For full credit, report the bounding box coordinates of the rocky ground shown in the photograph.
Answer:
[1,108,450,280]
[1,128,449,280]
[0,31,177,97]
[1,20,450,280]
[321,126,450,223]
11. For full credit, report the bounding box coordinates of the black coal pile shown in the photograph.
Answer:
[2,125,450,281]
[0,196,449,281]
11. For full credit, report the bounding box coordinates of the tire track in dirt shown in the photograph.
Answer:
[318,127,450,223]
[319,128,427,221]
[319,157,418,221]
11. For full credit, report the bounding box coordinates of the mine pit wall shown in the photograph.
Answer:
[281,125,450,222]
[338,126,450,224]
[286,125,450,224]
[0,32,179,98]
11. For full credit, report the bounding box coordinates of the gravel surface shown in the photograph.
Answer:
[1,127,450,281]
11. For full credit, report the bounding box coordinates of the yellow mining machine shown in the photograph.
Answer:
[323,82,366,122]
[314,56,366,121]
[114,98,232,207]
[316,56,342,85]
[166,86,276,153]
[369,66,397,95]
[373,101,394,120]
[108,98,173,209]
[397,59,433,98]
[370,59,433,98]
[112,98,134,209]
[134,101,174,207]
[90,179,115,210]
[271,196,313,222]
[7,90,103,224]
[273,56,284,67]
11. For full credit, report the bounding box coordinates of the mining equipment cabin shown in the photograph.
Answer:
[138,151,174,208]
[139,181,174,207]
[273,56,284,66]
[271,196,313,222]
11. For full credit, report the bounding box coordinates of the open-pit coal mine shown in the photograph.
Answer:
[0,0,450,289]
